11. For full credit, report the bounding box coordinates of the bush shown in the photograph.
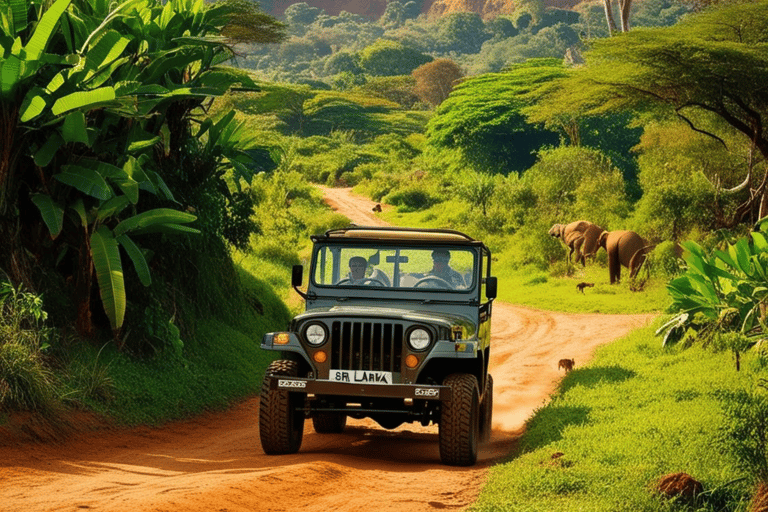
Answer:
[0,281,58,415]
[384,187,438,212]
[648,240,684,278]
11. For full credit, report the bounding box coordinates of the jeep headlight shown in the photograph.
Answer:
[304,323,327,346]
[408,328,431,351]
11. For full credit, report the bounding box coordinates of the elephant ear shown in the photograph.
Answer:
[598,230,609,247]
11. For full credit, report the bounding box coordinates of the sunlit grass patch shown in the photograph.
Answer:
[473,324,755,512]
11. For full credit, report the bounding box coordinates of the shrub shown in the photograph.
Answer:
[0,281,58,415]
[384,187,437,212]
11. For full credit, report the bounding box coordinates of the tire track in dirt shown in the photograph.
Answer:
[0,187,655,512]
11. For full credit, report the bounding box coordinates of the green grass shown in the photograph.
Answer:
[473,322,760,512]
[497,265,670,314]
[56,255,293,426]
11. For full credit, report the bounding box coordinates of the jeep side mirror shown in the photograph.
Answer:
[292,265,308,300]
[292,265,303,287]
[485,276,497,300]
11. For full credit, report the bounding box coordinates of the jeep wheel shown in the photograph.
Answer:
[312,412,347,434]
[439,373,480,466]
[480,375,493,443]
[259,360,305,454]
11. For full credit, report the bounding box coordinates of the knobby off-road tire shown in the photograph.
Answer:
[480,374,493,443]
[439,373,480,466]
[259,360,305,455]
[312,412,347,434]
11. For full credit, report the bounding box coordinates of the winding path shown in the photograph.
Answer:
[0,187,655,512]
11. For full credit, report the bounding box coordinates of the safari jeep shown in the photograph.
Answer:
[258,226,496,466]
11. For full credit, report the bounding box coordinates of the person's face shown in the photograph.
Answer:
[433,256,449,271]
[350,261,366,280]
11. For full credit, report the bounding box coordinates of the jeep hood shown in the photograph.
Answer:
[293,305,476,335]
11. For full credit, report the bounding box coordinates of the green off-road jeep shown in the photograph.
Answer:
[259,226,496,466]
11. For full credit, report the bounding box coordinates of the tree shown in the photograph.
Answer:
[358,39,432,76]
[0,0,281,340]
[486,17,518,39]
[436,12,490,54]
[527,1,768,226]
[426,59,563,174]
[412,59,463,107]
[380,1,405,28]
[324,52,362,75]
[283,2,323,26]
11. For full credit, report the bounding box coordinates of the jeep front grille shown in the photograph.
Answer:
[330,321,403,372]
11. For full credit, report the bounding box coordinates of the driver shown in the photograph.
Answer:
[428,249,465,288]
[347,256,369,285]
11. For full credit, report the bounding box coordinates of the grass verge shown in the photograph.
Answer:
[472,321,759,512]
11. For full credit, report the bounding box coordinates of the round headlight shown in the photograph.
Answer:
[304,323,327,346]
[408,328,431,351]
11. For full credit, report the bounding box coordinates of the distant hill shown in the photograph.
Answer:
[426,0,583,19]
[263,0,584,19]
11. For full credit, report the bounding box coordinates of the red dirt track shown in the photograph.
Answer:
[0,187,654,512]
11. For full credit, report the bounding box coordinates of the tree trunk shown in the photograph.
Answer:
[619,0,632,32]
[74,229,95,338]
[602,0,619,36]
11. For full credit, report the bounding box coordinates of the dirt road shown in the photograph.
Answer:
[0,187,655,512]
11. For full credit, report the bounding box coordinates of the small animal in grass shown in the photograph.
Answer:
[558,358,575,373]
[576,282,595,293]
[372,203,382,212]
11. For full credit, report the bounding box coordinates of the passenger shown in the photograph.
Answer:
[428,249,465,288]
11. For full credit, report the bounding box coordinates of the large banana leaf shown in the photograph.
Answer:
[51,86,117,115]
[0,54,21,97]
[91,226,125,331]
[4,0,27,35]
[30,193,64,238]
[24,0,72,60]
[54,165,113,200]
[61,111,90,144]
[113,208,197,237]
[117,234,151,286]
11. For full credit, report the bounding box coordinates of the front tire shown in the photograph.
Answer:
[312,412,347,434]
[259,360,305,454]
[439,373,480,466]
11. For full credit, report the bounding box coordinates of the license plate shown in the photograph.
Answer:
[329,369,393,385]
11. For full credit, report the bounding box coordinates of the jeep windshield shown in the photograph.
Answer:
[311,245,477,291]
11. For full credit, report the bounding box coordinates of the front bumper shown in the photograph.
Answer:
[266,375,452,402]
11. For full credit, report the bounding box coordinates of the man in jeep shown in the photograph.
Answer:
[345,256,369,285]
[428,249,466,288]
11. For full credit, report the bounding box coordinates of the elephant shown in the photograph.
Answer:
[598,230,652,284]
[549,220,603,266]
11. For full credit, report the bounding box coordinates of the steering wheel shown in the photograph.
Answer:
[414,276,452,289]
[336,277,387,286]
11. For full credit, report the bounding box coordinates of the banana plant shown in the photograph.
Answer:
[33,155,198,333]
[658,218,768,346]
[4,0,280,340]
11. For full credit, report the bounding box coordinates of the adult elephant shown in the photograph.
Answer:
[549,220,603,266]
[598,230,650,284]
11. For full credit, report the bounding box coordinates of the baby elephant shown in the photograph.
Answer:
[598,230,652,284]
[549,220,603,266]
[372,204,382,212]
[558,358,575,373]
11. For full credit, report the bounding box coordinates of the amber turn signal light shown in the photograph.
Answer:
[274,333,290,345]
[405,354,419,368]
[313,351,327,363]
